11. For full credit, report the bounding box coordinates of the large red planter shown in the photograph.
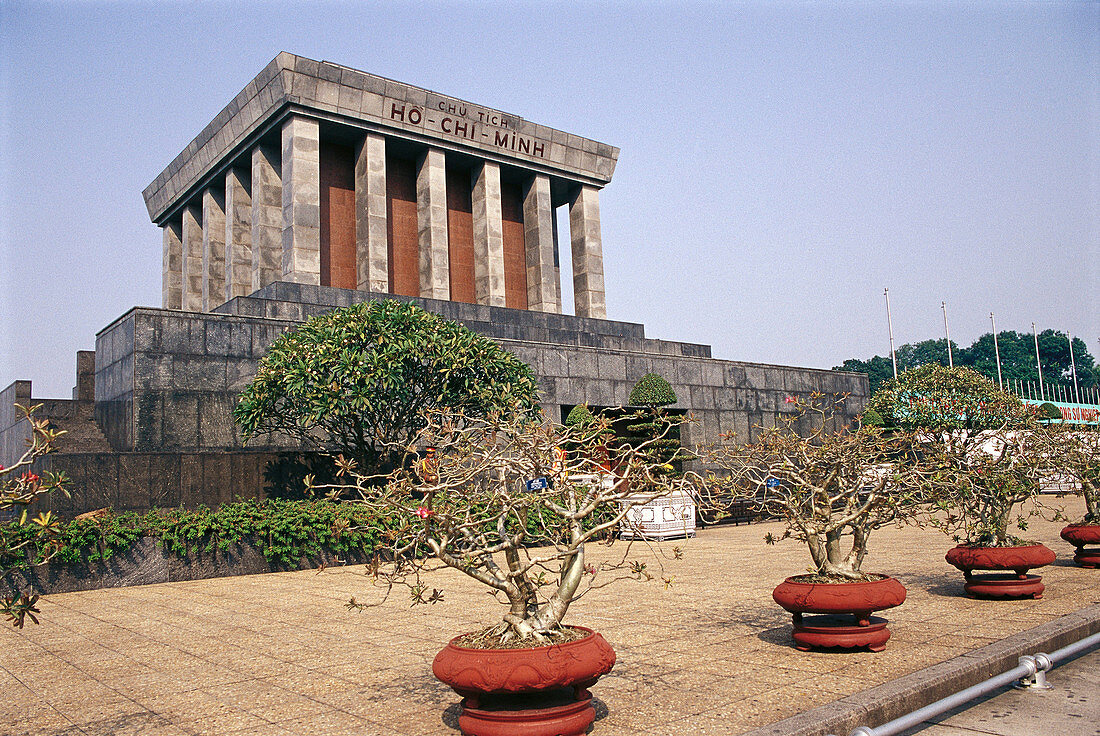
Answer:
[945,544,1056,599]
[1060,524,1100,568]
[771,575,906,652]
[433,626,615,736]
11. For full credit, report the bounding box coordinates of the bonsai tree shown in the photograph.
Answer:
[622,373,688,476]
[696,394,934,579]
[234,300,540,478]
[1043,425,1100,524]
[865,365,1053,547]
[328,410,688,644]
[1,404,69,628]
[1038,402,1063,421]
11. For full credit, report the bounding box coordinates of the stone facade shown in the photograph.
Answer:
[0,56,871,515]
[145,53,615,319]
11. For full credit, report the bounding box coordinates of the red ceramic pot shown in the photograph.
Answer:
[772,575,907,622]
[945,544,1056,576]
[944,544,1056,599]
[432,626,616,736]
[433,626,615,698]
[771,575,907,652]
[1060,524,1100,568]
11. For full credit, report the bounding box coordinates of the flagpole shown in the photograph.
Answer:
[942,301,953,368]
[885,288,898,380]
[990,312,1003,389]
[1033,323,1045,401]
[1068,333,1080,404]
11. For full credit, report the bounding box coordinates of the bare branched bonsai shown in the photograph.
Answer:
[867,365,1055,547]
[1,404,69,627]
[325,411,690,644]
[1042,425,1100,525]
[696,394,933,580]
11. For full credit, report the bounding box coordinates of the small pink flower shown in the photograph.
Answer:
[784,396,797,404]
[21,472,38,484]
[416,506,434,519]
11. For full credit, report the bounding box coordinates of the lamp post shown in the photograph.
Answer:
[990,312,1003,390]
[885,288,897,380]
[942,301,953,368]
[1068,333,1080,404]
[1033,323,1045,402]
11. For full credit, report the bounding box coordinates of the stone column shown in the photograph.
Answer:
[552,213,562,309]
[250,144,282,291]
[201,186,226,312]
[355,133,388,292]
[161,219,183,310]
[281,115,321,285]
[417,148,450,300]
[181,204,203,312]
[568,185,607,319]
[522,174,559,313]
[471,162,506,307]
[224,167,252,303]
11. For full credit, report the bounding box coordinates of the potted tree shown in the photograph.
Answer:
[1046,425,1100,567]
[617,373,696,540]
[866,365,1058,599]
[697,394,933,652]
[1,404,69,628]
[325,411,688,736]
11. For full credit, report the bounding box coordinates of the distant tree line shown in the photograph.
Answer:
[835,330,1099,397]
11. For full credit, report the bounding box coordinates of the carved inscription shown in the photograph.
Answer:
[388,102,546,159]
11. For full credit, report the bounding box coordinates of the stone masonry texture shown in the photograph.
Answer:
[8,281,866,513]
[143,53,619,224]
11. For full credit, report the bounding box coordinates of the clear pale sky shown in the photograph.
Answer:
[1,1,1096,398]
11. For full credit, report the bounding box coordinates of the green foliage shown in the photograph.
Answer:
[1038,402,1062,421]
[836,330,1097,396]
[1,499,397,570]
[860,408,885,427]
[2,403,69,627]
[565,404,596,427]
[629,373,677,407]
[866,365,1035,432]
[234,300,540,477]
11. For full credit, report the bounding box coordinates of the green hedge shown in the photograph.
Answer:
[1,498,402,569]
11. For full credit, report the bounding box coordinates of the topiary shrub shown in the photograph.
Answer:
[623,373,687,476]
[861,408,885,428]
[1038,402,1062,421]
[565,404,596,427]
[629,373,677,408]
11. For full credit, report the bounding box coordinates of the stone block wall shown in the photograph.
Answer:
[94,282,863,457]
[6,281,867,514]
[0,381,32,468]
[95,308,296,452]
[29,451,277,516]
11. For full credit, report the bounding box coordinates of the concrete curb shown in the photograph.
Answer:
[740,602,1100,736]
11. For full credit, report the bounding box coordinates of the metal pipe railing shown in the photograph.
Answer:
[831,630,1100,736]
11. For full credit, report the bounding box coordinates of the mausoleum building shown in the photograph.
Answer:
[146,52,614,319]
[1,54,869,514]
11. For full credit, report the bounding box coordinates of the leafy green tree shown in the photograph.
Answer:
[836,330,1097,397]
[234,300,540,477]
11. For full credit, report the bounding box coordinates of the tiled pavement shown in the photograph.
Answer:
[3,497,1098,736]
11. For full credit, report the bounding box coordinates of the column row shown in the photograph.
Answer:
[162,115,606,319]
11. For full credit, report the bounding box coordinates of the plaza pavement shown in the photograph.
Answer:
[2,496,1098,736]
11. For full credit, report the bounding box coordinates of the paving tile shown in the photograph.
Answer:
[4,496,1098,735]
